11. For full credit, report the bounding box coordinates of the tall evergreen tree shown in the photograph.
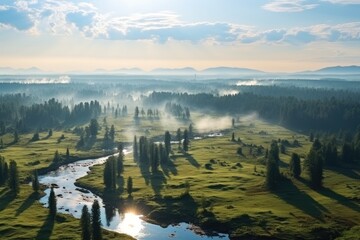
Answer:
[289,153,301,178]
[134,106,139,119]
[66,147,70,161]
[8,160,19,194]
[91,200,102,240]
[188,124,193,138]
[127,176,133,196]
[0,156,8,185]
[103,156,116,190]
[32,170,40,192]
[306,139,324,189]
[89,119,99,137]
[80,205,91,240]
[14,130,19,143]
[109,125,115,143]
[53,150,61,164]
[176,128,181,149]
[133,135,138,162]
[117,144,124,176]
[183,129,189,152]
[341,142,354,163]
[48,187,57,217]
[265,141,280,190]
[164,131,171,156]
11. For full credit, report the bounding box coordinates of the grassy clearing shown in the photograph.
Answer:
[77,116,360,239]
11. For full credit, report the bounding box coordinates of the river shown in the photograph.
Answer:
[38,152,229,240]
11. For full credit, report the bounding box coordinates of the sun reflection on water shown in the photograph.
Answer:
[117,212,145,238]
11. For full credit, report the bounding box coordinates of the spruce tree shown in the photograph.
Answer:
[306,139,323,189]
[103,156,116,190]
[164,131,171,156]
[133,135,138,162]
[80,205,91,240]
[265,141,280,190]
[183,129,189,152]
[48,187,57,217]
[289,153,301,178]
[8,160,19,194]
[176,128,181,149]
[117,144,124,176]
[66,147,70,161]
[32,170,40,192]
[91,200,102,240]
[0,156,8,185]
[127,176,133,196]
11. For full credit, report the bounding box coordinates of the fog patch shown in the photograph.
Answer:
[236,79,258,86]
[194,116,232,133]
[218,89,239,96]
[21,75,71,84]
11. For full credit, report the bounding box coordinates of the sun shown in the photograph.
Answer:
[117,212,145,238]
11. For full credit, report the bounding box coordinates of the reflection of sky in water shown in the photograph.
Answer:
[39,154,229,240]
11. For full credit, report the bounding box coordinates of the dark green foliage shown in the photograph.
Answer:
[66,147,70,160]
[8,160,19,194]
[48,129,53,137]
[80,205,91,240]
[117,144,124,176]
[341,142,354,163]
[183,129,189,152]
[0,156,9,185]
[176,128,181,149]
[231,132,235,141]
[89,119,99,137]
[164,131,171,156]
[31,132,40,141]
[0,138,3,149]
[265,141,280,190]
[289,153,301,178]
[14,130,19,143]
[109,125,115,143]
[236,147,242,155]
[306,139,324,189]
[133,135,138,162]
[32,170,40,192]
[134,106,139,118]
[159,143,167,165]
[53,150,62,164]
[232,118,235,128]
[48,187,57,217]
[127,176,133,196]
[189,124,193,138]
[91,200,102,240]
[309,132,314,142]
[139,136,149,165]
[323,141,338,166]
[150,143,159,173]
[103,156,116,190]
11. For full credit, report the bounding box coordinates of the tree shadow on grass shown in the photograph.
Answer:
[161,159,178,178]
[318,187,360,213]
[184,153,201,168]
[0,189,16,212]
[139,163,150,185]
[16,192,39,216]
[298,177,360,213]
[274,179,328,221]
[327,166,360,180]
[150,170,167,197]
[35,214,55,240]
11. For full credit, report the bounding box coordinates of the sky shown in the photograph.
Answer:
[0,0,359,72]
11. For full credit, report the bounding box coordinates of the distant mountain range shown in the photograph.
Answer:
[0,65,359,75]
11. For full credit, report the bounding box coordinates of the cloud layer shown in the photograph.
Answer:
[0,0,359,46]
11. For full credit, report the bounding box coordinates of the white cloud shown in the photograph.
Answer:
[263,0,318,12]
[322,0,360,4]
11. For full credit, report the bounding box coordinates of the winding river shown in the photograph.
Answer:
[38,151,229,240]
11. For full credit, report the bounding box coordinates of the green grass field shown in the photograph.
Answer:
[0,113,359,239]
[77,116,360,239]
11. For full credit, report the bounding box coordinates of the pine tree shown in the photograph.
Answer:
[176,128,181,149]
[32,170,40,192]
[289,153,301,178]
[127,176,133,196]
[117,144,124,176]
[189,124,193,139]
[133,135,138,162]
[164,131,171,156]
[53,150,61,164]
[48,129,53,137]
[66,147,70,161]
[48,187,57,217]
[265,141,280,190]
[8,160,19,194]
[0,156,9,185]
[306,140,323,189]
[80,205,91,240]
[109,125,115,143]
[103,156,116,190]
[134,106,139,119]
[14,130,19,143]
[231,132,235,141]
[91,200,102,240]
[183,129,189,152]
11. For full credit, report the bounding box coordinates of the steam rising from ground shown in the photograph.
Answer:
[194,116,232,133]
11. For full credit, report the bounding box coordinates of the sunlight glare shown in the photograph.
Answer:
[117,212,145,238]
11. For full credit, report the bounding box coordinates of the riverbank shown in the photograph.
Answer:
[75,129,360,240]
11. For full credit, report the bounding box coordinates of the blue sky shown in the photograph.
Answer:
[0,0,359,72]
